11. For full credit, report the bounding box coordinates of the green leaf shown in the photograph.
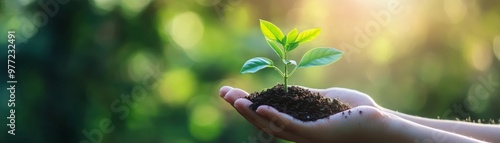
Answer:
[286,28,298,45]
[281,35,287,45]
[241,57,274,74]
[286,42,299,52]
[266,39,284,59]
[298,48,343,68]
[260,19,284,42]
[296,28,320,43]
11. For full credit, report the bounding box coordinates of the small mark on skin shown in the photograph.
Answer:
[348,110,351,115]
[344,116,347,119]
[359,110,363,114]
[342,112,344,115]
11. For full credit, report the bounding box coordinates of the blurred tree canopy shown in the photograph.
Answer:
[0,0,499,142]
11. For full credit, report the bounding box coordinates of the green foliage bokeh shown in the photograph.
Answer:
[0,0,499,142]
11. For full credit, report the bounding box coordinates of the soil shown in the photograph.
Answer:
[246,84,351,122]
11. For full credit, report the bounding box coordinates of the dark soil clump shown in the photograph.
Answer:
[246,84,351,121]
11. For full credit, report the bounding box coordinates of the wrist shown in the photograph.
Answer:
[385,114,487,143]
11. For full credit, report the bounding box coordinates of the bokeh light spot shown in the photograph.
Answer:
[469,41,492,71]
[443,0,467,24]
[493,36,500,61]
[170,12,204,49]
[158,68,196,106]
[120,0,151,18]
[368,37,393,64]
[2,13,37,43]
[298,0,329,26]
[189,104,222,141]
[128,51,155,82]
[225,4,251,33]
[91,0,118,14]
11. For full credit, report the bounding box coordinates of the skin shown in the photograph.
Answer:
[219,86,498,143]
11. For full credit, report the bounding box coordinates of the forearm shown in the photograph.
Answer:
[382,107,500,142]
[385,114,486,143]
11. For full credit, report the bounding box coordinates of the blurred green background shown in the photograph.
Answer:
[1,0,499,142]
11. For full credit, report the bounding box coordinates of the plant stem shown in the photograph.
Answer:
[284,52,288,92]
[284,70,288,92]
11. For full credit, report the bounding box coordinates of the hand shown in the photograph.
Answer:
[219,86,395,143]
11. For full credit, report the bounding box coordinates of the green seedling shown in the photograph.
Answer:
[241,19,344,92]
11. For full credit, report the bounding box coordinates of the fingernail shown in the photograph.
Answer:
[219,90,224,97]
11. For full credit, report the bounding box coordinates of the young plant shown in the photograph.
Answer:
[241,20,344,92]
